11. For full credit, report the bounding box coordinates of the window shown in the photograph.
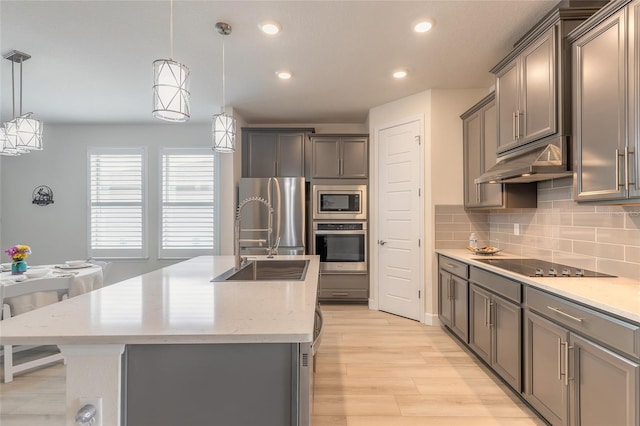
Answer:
[160,148,216,259]
[88,148,146,259]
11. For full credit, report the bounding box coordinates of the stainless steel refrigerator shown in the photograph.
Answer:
[237,177,306,255]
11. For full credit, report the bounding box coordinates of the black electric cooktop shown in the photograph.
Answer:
[474,258,616,278]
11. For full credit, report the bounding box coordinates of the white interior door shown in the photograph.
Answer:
[377,120,422,321]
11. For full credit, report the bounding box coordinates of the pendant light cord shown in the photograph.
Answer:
[169,0,174,59]
[221,35,226,113]
[19,56,23,116]
[11,58,15,119]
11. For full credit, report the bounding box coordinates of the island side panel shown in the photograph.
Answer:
[122,343,299,426]
[59,344,126,426]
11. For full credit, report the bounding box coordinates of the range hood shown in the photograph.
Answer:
[475,141,572,184]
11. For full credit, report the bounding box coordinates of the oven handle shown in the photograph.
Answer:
[313,230,367,235]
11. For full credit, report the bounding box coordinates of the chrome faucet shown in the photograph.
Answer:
[235,196,274,270]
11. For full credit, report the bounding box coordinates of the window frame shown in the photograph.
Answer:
[87,147,148,260]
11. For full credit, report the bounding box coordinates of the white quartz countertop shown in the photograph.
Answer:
[0,255,320,346]
[436,249,640,324]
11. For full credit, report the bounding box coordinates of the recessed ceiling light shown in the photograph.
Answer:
[259,20,282,35]
[276,70,292,80]
[393,70,408,79]
[414,19,435,33]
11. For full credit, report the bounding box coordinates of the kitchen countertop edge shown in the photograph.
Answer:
[436,249,640,324]
[0,255,320,346]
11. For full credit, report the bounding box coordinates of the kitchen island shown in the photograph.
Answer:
[0,255,320,426]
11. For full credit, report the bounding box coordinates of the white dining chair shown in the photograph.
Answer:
[0,276,72,383]
[90,260,112,284]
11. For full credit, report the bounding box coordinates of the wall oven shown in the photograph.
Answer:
[312,185,367,220]
[312,221,367,273]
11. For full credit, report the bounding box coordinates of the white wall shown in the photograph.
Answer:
[0,122,236,283]
[368,88,490,324]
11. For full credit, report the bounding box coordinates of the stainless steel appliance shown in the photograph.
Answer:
[238,177,305,255]
[312,221,367,273]
[474,258,615,277]
[312,184,367,220]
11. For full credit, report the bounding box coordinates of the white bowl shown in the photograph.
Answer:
[65,260,86,267]
[1,263,11,272]
[24,269,50,279]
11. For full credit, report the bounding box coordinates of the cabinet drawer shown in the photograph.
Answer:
[319,273,368,290]
[525,287,640,360]
[318,289,368,300]
[469,267,521,303]
[439,256,469,279]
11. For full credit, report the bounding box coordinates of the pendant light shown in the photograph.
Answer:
[152,0,190,122]
[212,22,236,153]
[2,50,43,153]
[0,125,20,156]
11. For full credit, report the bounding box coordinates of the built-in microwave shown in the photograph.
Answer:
[312,184,367,220]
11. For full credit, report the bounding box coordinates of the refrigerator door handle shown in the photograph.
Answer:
[272,178,282,247]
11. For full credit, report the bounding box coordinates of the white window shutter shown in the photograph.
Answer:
[88,148,146,259]
[160,148,215,258]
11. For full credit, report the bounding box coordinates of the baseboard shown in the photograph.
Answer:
[423,312,439,326]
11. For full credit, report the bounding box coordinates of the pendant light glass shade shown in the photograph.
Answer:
[0,125,20,156]
[152,59,190,122]
[212,112,236,152]
[5,113,43,152]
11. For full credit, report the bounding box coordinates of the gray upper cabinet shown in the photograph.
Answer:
[462,93,537,210]
[311,135,368,179]
[242,128,312,178]
[571,0,640,202]
[496,27,556,153]
[492,7,600,156]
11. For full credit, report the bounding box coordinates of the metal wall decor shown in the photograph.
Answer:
[32,185,54,206]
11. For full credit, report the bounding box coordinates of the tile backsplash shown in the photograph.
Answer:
[435,177,640,280]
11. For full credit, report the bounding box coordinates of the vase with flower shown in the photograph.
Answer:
[5,245,32,275]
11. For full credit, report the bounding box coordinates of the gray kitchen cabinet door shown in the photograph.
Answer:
[481,101,503,206]
[341,137,368,178]
[496,60,520,154]
[245,132,279,177]
[520,26,556,145]
[469,284,491,364]
[573,8,628,201]
[630,0,640,199]
[464,109,483,206]
[570,333,640,426]
[451,274,469,343]
[438,269,453,328]
[277,133,305,176]
[311,138,341,178]
[491,295,521,391]
[524,310,569,426]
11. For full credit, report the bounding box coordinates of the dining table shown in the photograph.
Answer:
[0,263,104,317]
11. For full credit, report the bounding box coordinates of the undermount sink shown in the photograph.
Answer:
[211,259,309,282]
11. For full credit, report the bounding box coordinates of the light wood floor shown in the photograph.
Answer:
[0,304,545,426]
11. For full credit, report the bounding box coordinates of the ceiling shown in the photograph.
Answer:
[0,0,560,125]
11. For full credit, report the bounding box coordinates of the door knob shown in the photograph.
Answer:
[378,240,387,245]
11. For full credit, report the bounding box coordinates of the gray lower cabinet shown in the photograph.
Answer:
[311,135,368,179]
[317,273,368,301]
[438,256,469,342]
[468,283,521,390]
[524,287,640,426]
[571,0,640,202]
[122,343,312,426]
